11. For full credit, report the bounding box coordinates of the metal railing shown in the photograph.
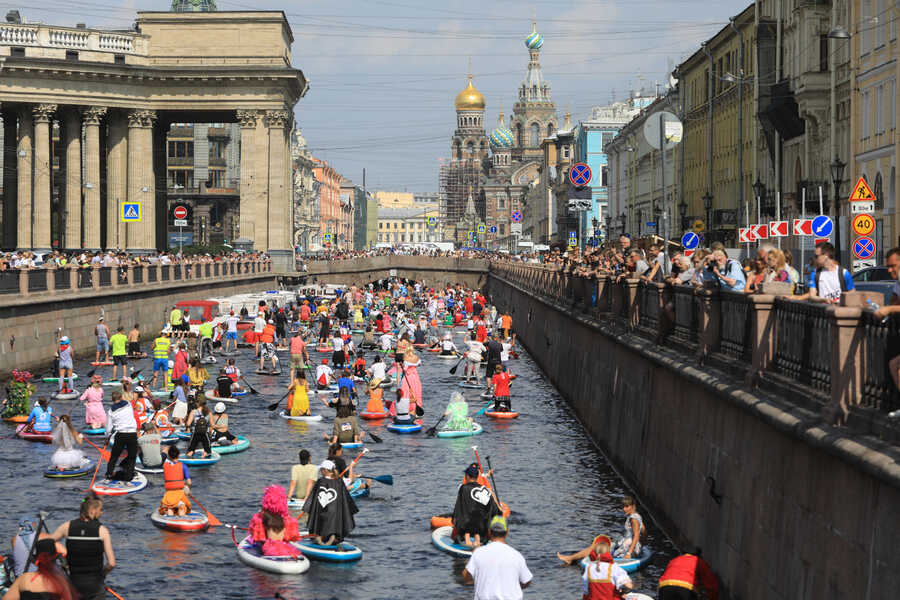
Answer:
[0,260,272,301]
[488,261,897,430]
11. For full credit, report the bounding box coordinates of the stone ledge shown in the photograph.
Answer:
[490,271,900,491]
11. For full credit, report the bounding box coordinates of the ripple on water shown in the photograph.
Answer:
[0,328,674,597]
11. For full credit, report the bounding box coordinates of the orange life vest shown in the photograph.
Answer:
[260,324,276,344]
[163,460,185,491]
[155,412,170,428]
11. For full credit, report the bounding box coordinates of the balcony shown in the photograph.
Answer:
[208,127,229,138]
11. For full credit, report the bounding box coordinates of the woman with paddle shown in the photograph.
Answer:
[286,370,311,417]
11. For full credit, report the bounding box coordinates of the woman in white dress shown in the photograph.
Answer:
[51,414,87,470]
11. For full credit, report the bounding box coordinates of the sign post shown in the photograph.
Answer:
[848,177,878,272]
[644,111,683,262]
[172,204,189,254]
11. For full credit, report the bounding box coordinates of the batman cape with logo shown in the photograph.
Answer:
[452,481,501,541]
[302,476,359,542]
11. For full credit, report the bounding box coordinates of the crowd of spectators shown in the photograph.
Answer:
[0,249,270,271]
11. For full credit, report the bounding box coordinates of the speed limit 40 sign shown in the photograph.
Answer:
[852,213,875,236]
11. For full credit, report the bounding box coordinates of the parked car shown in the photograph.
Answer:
[852,266,895,304]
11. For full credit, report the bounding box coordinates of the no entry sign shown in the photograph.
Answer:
[173,205,188,220]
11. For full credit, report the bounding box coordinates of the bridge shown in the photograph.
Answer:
[306,256,898,599]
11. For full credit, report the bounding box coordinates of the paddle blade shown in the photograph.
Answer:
[267,401,281,411]
[367,430,383,444]
[206,510,222,527]
[368,474,393,485]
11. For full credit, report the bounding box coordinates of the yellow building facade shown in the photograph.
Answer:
[374,191,415,209]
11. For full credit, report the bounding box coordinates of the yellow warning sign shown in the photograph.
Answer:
[849,177,876,202]
[852,213,875,236]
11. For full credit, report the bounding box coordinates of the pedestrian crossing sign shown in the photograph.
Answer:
[121,202,141,222]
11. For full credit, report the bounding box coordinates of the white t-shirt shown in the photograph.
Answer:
[581,561,631,595]
[464,541,533,600]
[332,337,344,352]
[368,362,386,380]
[315,364,333,385]
[815,268,844,302]
[225,316,239,333]
[253,316,266,333]
[500,342,512,362]
[380,334,393,351]
[466,340,485,361]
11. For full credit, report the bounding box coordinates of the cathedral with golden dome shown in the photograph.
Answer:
[440,20,558,247]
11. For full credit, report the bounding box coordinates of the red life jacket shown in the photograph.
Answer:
[163,460,185,491]
[582,558,623,600]
[225,366,239,382]
[260,324,276,344]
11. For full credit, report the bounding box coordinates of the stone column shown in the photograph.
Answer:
[825,306,864,426]
[82,107,106,251]
[31,104,56,251]
[16,107,33,250]
[62,110,82,251]
[696,287,721,360]
[265,109,291,270]
[237,109,261,249]
[106,110,128,250]
[2,111,17,249]
[126,109,156,252]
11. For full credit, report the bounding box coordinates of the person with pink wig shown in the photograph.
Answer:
[247,485,302,557]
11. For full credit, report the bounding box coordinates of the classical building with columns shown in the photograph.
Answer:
[0,8,307,270]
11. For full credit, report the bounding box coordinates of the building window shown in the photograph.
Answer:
[207,170,225,188]
[209,140,225,159]
[862,90,871,139]
[877,85,885,134]
[66,50,78,61]
[877,0,886,48]
[530,123,540,147]
[891,79,897,130]
[862,0,871,54]
[498,196,506,209]
[499,224,506,235]
[115,54,125,65]
[602,132,615,148]
[547,123,554,137]
[467,141,474,155]
[819,35,828,72]
[516,123,523,147]
[10,47,24,57]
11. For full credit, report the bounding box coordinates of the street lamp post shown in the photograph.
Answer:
[702,193,713,241]
[752,179,766,225]
[830,158,846,261]
[679,198,688,231]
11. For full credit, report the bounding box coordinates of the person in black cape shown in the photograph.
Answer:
[452,462,501,547]
[302,459,358,546]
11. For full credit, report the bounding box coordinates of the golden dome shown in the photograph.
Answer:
[455,74,485,111]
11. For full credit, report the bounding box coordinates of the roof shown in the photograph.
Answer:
[378,207,436,219]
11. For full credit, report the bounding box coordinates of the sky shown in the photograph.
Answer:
[21,0,748,192]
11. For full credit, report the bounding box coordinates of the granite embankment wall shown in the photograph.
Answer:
[0,272,279,374]
[486,270,899,600]
[305,256,489,290]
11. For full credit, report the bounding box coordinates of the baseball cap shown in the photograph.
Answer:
[319,459,335,471]
[489,516,508,533]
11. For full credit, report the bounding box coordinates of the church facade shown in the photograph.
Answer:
[440,21,558,248]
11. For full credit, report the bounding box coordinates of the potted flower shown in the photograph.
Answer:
[2,370,35,421]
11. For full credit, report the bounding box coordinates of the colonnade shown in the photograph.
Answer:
[0,104,292,257]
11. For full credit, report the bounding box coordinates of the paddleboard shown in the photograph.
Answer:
[200,357,217,365]
[90,361,114,367]
[351,329,364,334]
[91,472,148,496]
[211,435,250,454]
[386,422,422,434]
[254,369,282,376]
[53,391,79,400]
[287,497,305,510]
[485,411,519,419]
[296,533,363,562]
[624,595,654,600]
[236,535,311,574]
[174,431,192,440]
[339,441,364,449]
[150,511,209,532]
[15,424,53,443]
[42,375,79,383]
[82,427,107,436]
[279,411,323,422]
[359,411,388,420]
[151,390,171,398]
[202,390,239,404]
[2,415,28,423]
[580,547,653,573]
[458,382,483,389]
[135,458,164,474]
[432,526,473,557]
[430,502,510,529]
[44,458,94,478]
[180,452,220,467]
[161,431,181,444]
[436,422,483,439]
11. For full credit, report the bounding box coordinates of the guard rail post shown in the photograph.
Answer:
[625,278,641,329]
[824,306,865,426]
[18,269,29,297]
[46,266,56,293]
[91,264,100,290]
[746,294,777,382]
[69,265,78,291]
[696,287,721,359]
[127,265,135,286]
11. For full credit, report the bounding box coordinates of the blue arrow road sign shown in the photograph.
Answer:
[681,231,700,250]
[812,215,833,237]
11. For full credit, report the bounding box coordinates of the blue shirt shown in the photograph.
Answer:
[28,405,52,432]
[337,376,355,393]
[716,259,746,293]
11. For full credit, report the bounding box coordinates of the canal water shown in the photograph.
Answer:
[1,329,674,599]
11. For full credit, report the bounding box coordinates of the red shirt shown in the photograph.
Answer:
[290,336,306,354]
[659,554,718,600]
[300,305,311,320]
[492,372,511,397]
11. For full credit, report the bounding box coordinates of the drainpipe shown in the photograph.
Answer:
[701,42,714,230]
[730,17,744,238]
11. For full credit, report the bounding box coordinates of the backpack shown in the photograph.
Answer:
[814,267,849,294]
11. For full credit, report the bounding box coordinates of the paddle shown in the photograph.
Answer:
[449,353,466,375]
[267,391,290,412]
[472,446,502,511]
[474,398,494,417]
[83,437,111,461]
[188,492,222,527]
[240,376,259,395]
[105,587,126,600]
[486,456,501,503]
[88,441,107,489]
[425,414,446,437]
[363,427,382,444]
[295,449,368,519]
[359,474,393,485]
